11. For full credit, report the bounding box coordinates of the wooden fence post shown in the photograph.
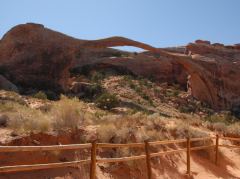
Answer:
[144,140,152,179]
[186,137,191,176]
[90,141,97,179]
[215,134,219,166]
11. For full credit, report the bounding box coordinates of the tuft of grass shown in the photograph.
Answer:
[97,123,117,142]
[7,103,51,133]
[51,95,85,130]
[226,123,240,137]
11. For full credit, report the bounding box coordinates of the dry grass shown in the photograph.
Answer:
[0,95,90,133]
[5,103,51,133]
[2,90,239,147]
[51,95,86,130]
[96,113,172,144]
[225,122,240,137]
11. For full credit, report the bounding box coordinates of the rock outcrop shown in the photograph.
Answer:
[0,23,240,110]
[0,23,80,92]
[184,42,240,110]
[0,75,18,92]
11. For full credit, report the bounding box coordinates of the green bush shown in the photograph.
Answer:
[141,93,150,101]
[135,86,142,93]
[179,105,196,113]
[82,83,103,100]
[95,93,119,110]
[91,71,105,83]
[123,75,133,82]
[204,113,236,125]
[45,90,59,100]
[166,89,179,97]
[33,91,47,100]
[129,81,136,89]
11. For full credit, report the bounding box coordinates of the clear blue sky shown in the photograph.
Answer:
[1,0,240,50]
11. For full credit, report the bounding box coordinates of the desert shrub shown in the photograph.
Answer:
[95,113,168,143]
[123,75,133,82]
[33,91,47,100]
[204,113,236,124]
[179,105,196,113]
[91,71,105,83]
[135,86,142,94]
[141,93,150,101]
[139,78,148,86]
[97,123,117,142]
[175,122,208,139]
[173,90,179,96]
[45,90,59,100]
[95,93,119,110]
[7,103,51,133]
[226,123,240,137]
[129,81,136,89]
[51,95,85,130]
[83,83,103,100]
[166,89,179,97]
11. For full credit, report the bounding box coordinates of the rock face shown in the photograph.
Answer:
[184,42,240,109]
[0,75,18,92]
[0,23,80,92]
[0,23,240,110]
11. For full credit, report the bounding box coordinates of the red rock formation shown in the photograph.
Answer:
[0,23,240,110]
[0,23,81,92]
[183,42,240,109]
[195,39,211,45]
[82,36,157,52]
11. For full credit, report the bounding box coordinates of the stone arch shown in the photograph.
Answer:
[81,36,217,108]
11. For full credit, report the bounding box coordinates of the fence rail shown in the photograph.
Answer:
[0,143,92,152]
[0,160,91,173]
[0,135,239,178]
